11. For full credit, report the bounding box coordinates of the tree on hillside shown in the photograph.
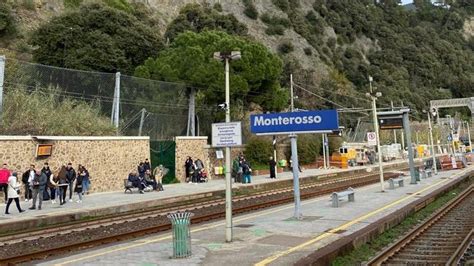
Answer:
[30,2,163,74]
[135,31,288,112]
[0,2,15,37]
[165,4,248,42]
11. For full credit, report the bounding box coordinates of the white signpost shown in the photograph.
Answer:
[367,132,377,146]
[212,122,242,147]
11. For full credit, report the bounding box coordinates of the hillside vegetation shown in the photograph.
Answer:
[0,0,473,135]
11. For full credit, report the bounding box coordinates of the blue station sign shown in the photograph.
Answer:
[250,110,339,135]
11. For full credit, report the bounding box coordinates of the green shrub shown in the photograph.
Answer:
[213,3,223,12]
[278,41,294,54]
[0,88,116,136]
[304,47,312,55]
[265,24,285,35]
[245,137,273,165]
[272,0,289,11]
[0,2,16,37]
[21,0,35,10]
[243,0,258,19]
[260,13,290,27]
[103,0,133,13]
[64,0,83,8]
[297,134,321,164]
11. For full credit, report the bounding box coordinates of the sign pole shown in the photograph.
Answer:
[290,74,302,219]
[224,58,233,242]
[273,136,278,178]
[322,134,327,169]
[427,111,438,175]
[403,112,417,184]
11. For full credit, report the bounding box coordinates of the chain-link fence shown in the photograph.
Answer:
[2,57,218,140]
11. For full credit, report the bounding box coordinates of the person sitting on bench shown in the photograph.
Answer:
[144,169,158,191]
[128,171,145,194]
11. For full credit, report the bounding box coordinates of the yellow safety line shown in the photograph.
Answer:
[254,177,453,266]
[55,168,467,266]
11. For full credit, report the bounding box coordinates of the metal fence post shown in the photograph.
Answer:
[113,72,121,129]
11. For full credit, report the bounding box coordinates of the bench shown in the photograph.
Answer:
[331,187,355,207]
[388,177,404,189]
[124,179,138,194]
[425,168,433,178]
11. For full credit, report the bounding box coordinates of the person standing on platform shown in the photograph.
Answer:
[79,165,90,195]
[144,159,151,172]
[42,162,53,202]
[137,162,146,178]
[185,157,193,182]
[269,156,277,179]
[57,166,68,205]
[0,163,11,202]
[21,165,34,202]
[5,172,25,214]
[65,163,76,202]
[75,171,84,203]
[29,170,47,210]
[242,160,252,184]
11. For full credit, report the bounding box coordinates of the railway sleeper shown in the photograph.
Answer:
[385,258,448,264]
[391,253,451,260]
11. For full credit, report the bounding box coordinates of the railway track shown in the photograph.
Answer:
[368,184,474,266]
[0,167,407,264]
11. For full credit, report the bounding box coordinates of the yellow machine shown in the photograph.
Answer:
[339,147,357,161]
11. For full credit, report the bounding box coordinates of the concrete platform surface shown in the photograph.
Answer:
[37,165,473,266]
[0,159,413,226]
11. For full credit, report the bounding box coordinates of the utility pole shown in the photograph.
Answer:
[426,109,438,175]
[290,74,302,219]
[367,76,384,192]
[391,101,397,143]
[0,55,5,126]
[138,108,146,136]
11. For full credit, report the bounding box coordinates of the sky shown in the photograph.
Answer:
[401,0,414,4]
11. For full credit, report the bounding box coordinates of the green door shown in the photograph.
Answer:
[150,140,176,183]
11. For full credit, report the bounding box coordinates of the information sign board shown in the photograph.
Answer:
[367,132,377,146]
[212,122,242,147]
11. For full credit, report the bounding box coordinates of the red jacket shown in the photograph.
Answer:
[0,169,10,184]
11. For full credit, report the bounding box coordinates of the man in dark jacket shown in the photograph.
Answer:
[269,157,277,179]
[65,163,76,202]
[128,171,145,194]
[22,165,34,202]
[29,170,47,210]
[42,162,53,201]
[144,159,151,172]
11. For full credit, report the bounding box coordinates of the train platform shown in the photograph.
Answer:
[0,159,415,232]
[37,165,474,266]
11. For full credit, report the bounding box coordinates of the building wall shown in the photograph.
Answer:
[175,136,210,183]
[0,136,150,197]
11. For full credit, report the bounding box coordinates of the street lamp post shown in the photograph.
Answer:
[366,76,384,192]
[213,51,241,243]
[424,109,438,175]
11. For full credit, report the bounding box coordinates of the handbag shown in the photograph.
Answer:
[9,183,20,195]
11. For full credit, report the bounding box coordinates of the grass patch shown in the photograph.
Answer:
[332,178,473,266]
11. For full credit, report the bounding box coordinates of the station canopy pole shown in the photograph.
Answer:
[290,74,302,219]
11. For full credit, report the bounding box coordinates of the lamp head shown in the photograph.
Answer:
[375,92,382,97]
[368,76,373,82]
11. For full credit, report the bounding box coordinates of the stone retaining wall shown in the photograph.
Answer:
[0,136,150,199]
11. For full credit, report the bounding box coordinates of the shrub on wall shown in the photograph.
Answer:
[0,88,116,136]
[244,137,273,166]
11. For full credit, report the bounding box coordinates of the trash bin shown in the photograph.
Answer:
[167,212,194,258]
